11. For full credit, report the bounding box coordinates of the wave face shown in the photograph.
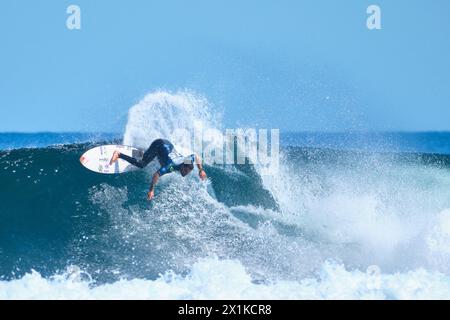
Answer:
[1,91,450,299]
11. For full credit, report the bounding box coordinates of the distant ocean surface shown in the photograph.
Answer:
[0,132,121,150]
[1,92,450,299]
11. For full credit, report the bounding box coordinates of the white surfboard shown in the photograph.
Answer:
[79,145,144,174]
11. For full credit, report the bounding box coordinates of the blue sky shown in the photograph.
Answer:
[1,0,449,132]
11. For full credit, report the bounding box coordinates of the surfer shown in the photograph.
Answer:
[109,139,207,200]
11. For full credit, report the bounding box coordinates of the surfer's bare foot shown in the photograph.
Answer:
[109,151,120,165]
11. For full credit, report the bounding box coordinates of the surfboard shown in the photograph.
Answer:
[79,145,144,174]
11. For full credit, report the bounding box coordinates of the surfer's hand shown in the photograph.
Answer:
[147,190,155,201]
[199,169,207,181]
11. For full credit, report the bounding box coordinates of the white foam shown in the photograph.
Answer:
[1,259,450,300]
[123,90,220,156]
[427,209,450,254]
[256,148,450,273]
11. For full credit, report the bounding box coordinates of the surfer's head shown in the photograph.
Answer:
[180,163,194,177]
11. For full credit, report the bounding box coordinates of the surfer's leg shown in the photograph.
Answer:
[117,153,147,168]
[117,140,160,168]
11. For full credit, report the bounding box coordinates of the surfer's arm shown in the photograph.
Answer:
[147,172,160,200]
[194,154,207,180]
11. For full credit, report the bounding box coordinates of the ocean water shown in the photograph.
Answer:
[1,91,450,299]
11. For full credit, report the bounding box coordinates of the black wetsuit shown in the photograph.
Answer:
[119,139,194,176]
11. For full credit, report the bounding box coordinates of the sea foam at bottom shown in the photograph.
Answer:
[1,258,450,300]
